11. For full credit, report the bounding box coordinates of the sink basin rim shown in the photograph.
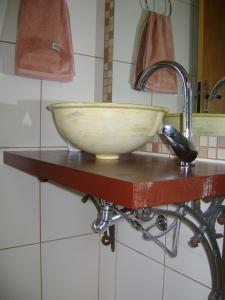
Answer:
[47,101,169,113]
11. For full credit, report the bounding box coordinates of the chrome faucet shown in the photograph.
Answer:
[136,60,198,166]
[208,76,225,101]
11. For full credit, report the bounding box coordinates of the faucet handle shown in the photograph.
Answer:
[162,125,198,164]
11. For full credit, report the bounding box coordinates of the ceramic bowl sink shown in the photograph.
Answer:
[47,102,168,159]
[163,113,225,136]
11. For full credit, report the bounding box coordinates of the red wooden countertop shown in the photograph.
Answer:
[3,150,225,209]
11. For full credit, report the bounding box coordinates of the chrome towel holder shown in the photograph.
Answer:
[141,0,172,16]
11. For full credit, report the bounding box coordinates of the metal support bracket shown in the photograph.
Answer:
[81,194,225,299]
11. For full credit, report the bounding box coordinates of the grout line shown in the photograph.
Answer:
[116,240,165,267]
[162,242,166,300]
[0,146,67,150]
[39,183,43,300]
[0,233,96,252]
[0,242,41,252]
[0,146,41,149]
[164,264,211,290]
[115,240,118,300]
[0,40,16,45]
[40,242,43,300]
[73,52,104,60]
[40,80,42,148]
[98,234,100,300]
[113,59,134,65]
[117,240,211,290]
[41,232,96,244]
[0,40,104,60]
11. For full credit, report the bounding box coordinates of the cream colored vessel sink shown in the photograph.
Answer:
[47,102,168,159]
[163,113,225,136]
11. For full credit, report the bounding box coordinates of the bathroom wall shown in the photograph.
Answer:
[101,0,216,300]
[0,1,105,299]
[0,1,222,300]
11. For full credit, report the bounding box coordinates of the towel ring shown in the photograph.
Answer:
[141,0,172,17]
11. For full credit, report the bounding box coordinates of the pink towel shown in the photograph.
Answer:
[15,0,74,82]
[134,11,177,93]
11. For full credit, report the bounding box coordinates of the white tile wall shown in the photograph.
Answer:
[117,219,165,264]
[41,183,97,241]
[99,240,116,300]
[68,0,104,57]
[113,0,145,64]
[0,43,41,148]
[171,0,192,71]
[152,92,179,113]
[116,243,164,300]
[41,235,99,300]
[0,0,19,43]
[165,219,211,286]
[112,61,152,104]
[0,150,40,249]
[163,267,210,300]
[0,244,41,300]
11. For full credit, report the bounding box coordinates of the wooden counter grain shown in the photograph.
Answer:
[4,150,225,209]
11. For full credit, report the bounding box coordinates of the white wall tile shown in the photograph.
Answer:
[171,0,192,71]
[42,235,99,300]
[0,43,41,147]
[117,220,165,263]
[112,61,153,104]
[190,4,199,77]
[154,0,171,15]
[113,0,144,63]
[41,54,97,147]
[0,0,8,37]
[68,0,104,57]
[0,150,40,249]
[94,57,104,101]
[116,243,164,300]
[0,0,19,43]
[0,244,41,300]
[99,241,116,300]
[41,183,97,241]
[165,219,211,286]
[163,267,210,300]
[95,0,105,58]
[152,93,179,113]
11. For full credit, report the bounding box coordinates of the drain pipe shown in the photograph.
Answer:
[92,200,133,233]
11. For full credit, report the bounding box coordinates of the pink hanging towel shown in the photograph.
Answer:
[134,11,177,93]
[15,0,74,81]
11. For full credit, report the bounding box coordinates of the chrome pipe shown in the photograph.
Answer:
[92,201,113,233]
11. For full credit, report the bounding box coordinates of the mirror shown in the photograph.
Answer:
[109,0,225,114]
[197,0,225,113]
[110,0,199,114]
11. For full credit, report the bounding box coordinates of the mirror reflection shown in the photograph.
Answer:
[111,0,225,114]
[111,0,198,114]
[197,0,225,113]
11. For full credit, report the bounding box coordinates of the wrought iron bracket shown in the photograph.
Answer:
[81,194,225,299]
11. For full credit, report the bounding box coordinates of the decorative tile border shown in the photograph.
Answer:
[141,135,225,161]
[103,0,114,102]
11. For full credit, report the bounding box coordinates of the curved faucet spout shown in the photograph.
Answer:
[136,60,192,140]
[136,60,197,166]
[208,76,225,101]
